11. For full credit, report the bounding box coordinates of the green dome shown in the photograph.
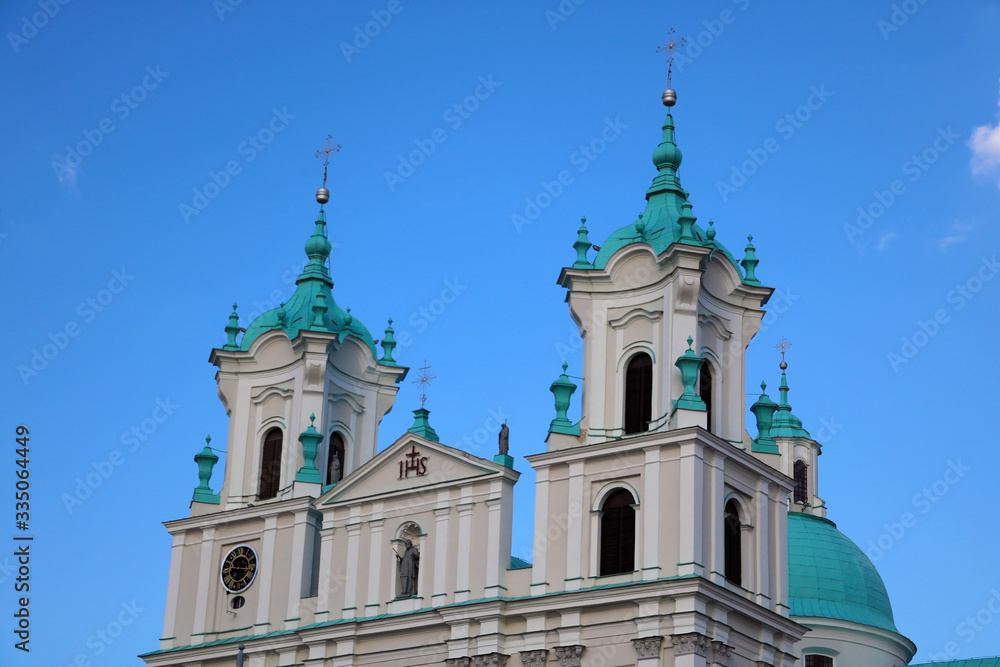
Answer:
[591,111,743,278]
[788,512,898,633]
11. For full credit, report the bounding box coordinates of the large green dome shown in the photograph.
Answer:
[788,512,898,633]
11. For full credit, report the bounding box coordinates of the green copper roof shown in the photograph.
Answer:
[590,111,743,277]
[910,660,1000,667]
[770,369,810,438]
[407,408,439,442]
[239,207,377,356]
[788,512,898,633]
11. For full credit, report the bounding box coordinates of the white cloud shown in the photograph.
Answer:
[936,235,967,251]
[877,231,897,252]
[970,82,1000,187]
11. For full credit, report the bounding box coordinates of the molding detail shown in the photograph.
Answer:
[698,312,733,340]
[445,659,470,667]
[632,636,664,658]
[328,391,365,415]
[472,654,508,667]
[554,645,585,666]
[250,386,293,404]
[711,641,734,665]
[609,308,663,329]
[671,633,711,657]
[518,650,549,667]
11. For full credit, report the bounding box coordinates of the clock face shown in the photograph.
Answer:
[220,545,258,593]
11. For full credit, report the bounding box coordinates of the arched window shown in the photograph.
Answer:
[624,353,652,434]
[724,499,742,586]
[699,363,713,433]
[327,432,345,485]
[804,656,833,667]
[599,489,636,576]
[258,428,283,500]
[793,460,808,504]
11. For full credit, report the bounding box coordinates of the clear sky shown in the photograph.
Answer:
[2,1,999,664]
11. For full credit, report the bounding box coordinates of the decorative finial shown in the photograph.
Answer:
[573,216,594,269]
[223,303,241,350]
[314,135,341,204]
[412,360,436,408]
[562,361,568,372]
[686,335,694,350]
[656,29,686,107]
[706,220,716,240]
[741,234,761,285]
[636,213,646,236]
[206,434,212,445]
[380,317,397,364]
[775,336,792,370]
[344,306,353,326]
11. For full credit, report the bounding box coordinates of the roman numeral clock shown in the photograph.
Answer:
[220,545,258,596]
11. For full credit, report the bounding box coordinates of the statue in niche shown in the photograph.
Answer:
[498,421,509,456]
[329,451,341,484]
[396,538,419,597]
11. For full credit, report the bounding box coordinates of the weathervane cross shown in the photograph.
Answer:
[314,135,341,188]
[656,28,687,88]
[775,337,792,365]
[412,359,436,408]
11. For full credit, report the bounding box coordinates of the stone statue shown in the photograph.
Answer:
[498,422,509,456]
[329,451,341,484]
[396,539,419,597]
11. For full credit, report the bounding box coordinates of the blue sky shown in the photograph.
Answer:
[2,1,999,664]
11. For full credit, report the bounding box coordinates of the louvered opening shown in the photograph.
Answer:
[258,428,283,500]
[600,489,636,576]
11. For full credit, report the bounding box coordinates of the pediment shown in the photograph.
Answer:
[319,433,516,505]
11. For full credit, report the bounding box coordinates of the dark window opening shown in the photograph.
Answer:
[724,499,742,587]
[699,363,713,433]
[599,489,636,576]
[624,353,652,434]
[794,460,808,504]
[258,428,283,500]
[327,432,345,485]
[805,656,833,667]
[231,595,245,610]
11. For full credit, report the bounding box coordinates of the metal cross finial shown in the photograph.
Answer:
[314,135,341,188]
[412,359,436,408]
[775,336,792,369]
[656,28,687,88]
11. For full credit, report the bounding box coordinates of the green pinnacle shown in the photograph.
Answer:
[741,234,761,285]
[295,413,323,484]
[673,336,706,411]
[192,435,221,504]
[572,217,594,269]
[223,303,240,350]
[380,317,398,365]
[548,362,580,436]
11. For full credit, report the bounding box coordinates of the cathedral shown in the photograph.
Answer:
[139,79,995,667]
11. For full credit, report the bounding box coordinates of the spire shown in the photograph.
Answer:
[548,362,580,436]
[192,435,221,504]
[223,303,240,350]
[770,339,810,437]
[572,217,594,269]
[407,408,440,442]
[741,234,761,285]
[295,414,323,483]
[379,317,398,365]
[750,381,780,453]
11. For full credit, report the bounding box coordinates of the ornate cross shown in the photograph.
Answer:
[656,28,687,88]
[775,337,792,365]
[412,359,436,408]
[314,134,341,188]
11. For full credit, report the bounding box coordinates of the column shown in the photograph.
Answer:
[485,497,504,596]
[671,632,710,667]
[285,510,311,628]
[314,525,335,622]
[365,517,384,615]
[709,452,725,585]
[455,501,474,602]
[432,504,450,606]
[254,516,279,634]
[755,480,770,608]
[191,526,216,637]
[632,636,664,667]
[342,521,362,618]
[565,461,585,590]
[531,467,550,595]
[677,442,705,577]
[642,446,661,580]
[161,532,185,648]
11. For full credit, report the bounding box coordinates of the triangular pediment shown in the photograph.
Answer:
[319,432,516,505]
